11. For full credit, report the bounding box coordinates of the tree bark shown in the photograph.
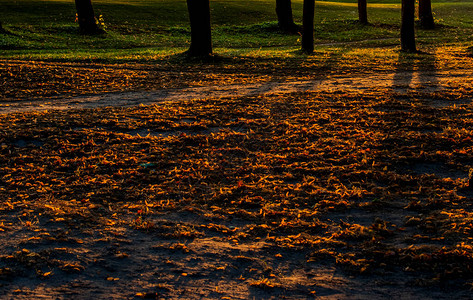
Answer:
[301,0,314,54]
[276,0,299,33]
[419,0,435,29]
[186,0,212,57]
[358,0,368,24]
[74,0,102,34]
[401,0,416,52]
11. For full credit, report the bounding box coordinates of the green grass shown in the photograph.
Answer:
[0,0,472,61]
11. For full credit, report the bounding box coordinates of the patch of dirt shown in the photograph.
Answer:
[1,58,473,299]
[1,69,472,114]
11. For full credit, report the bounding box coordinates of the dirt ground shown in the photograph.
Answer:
[1,68,472,114]
[1,56,473,299]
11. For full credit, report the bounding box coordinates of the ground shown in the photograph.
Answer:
[1,47,473,299]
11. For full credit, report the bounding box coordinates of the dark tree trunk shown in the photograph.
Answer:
[74,0,102,34]
[419,0,435,29]
[301,0,314,54]
[401,0,416,52]
[186,0,212,57]
[358,0,368,24]
[276,0,299,33]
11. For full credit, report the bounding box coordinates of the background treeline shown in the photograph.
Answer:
[72,0,433,54]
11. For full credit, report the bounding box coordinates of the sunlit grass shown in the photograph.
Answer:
[1,0,472,62]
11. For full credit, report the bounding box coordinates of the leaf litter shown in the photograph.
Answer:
[1,54,473,298]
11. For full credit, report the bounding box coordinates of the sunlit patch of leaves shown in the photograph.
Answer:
[2,45,471,102]
[249,277,279,289]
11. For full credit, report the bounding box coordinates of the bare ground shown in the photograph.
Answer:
[1,59,473,299]
[1,69,472,114]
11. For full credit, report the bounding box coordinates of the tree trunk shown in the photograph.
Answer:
[186,0,212,57]
[301,0,314,54]
[358,0,368,24]
[276,0,299,33]
[74,0,101,34]
[419,0,435,29]
[401,0,416,52]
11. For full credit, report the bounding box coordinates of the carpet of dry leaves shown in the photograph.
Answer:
[1,50,473,299]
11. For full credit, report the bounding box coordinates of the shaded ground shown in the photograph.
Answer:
[1,55,473,299]
[1,45,471,104]
[1,68,472,114]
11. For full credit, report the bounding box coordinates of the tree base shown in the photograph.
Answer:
[278,22,301,34]
[299,47,314,55]
[79,27,106,35]
[185,49,213,59]
[182,50,223,62]
[400,48,420,54]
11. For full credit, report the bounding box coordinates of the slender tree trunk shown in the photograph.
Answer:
[418,0,435,29]
[401,0,416,52]
[358,0,368,24]
[301,0,314,54]
[186,0,212,57]
[276,0,299,33]
[74,0,101,34]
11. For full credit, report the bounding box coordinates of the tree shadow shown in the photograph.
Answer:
[392,50,439,93]
[392,54,415,92]
[221,21,301,36]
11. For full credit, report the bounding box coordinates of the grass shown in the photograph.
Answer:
[0,0,472,62]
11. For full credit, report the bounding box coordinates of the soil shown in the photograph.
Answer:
[1,69,471,114]
[1,59,473,299]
